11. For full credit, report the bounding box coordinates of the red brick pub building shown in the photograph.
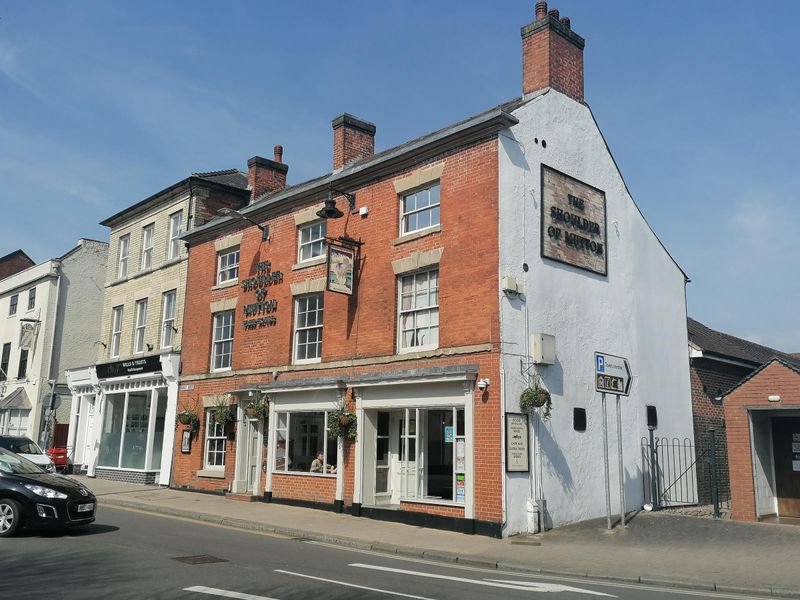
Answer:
[172,104,511,534]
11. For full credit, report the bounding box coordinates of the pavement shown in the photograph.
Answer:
[75,476,800,598]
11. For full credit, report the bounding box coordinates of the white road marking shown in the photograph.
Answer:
[184,585,280,600]
[348,563,616,597]
[274,569,438,600]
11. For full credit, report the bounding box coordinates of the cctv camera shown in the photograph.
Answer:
[476,378,490,391]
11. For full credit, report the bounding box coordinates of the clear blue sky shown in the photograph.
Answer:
[1,1,798,351]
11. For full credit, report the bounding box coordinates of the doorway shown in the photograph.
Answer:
[237,416,263,496]
[771,417,800,518]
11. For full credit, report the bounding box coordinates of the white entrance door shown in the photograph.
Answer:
[244,418,262,495]
[391,409,419,504]
[83,399,95,468]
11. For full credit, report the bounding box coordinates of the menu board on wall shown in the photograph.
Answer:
[541,165,608,276]
[505,413,530,473]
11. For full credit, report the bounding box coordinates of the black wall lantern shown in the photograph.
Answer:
[317,188,356,220]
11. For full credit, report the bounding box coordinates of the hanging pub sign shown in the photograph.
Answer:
[541,165,607,276]
[505,412,530,472]
[326,243,355,296]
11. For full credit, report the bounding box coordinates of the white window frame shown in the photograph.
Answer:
[293,293,323,364]
[110,305,124,358]
[167,211,183,260]
[297,220,326,263]
[216,248,240,286]
[8,294,18,316]
[204,408,226,469]
[272,411,336,477]
[160,290,177,349]
[27,287,36,311]
[140,224,155,270]
[211,310,234,372]
[397,268,439,353]
[400,183,440,235]
[133,299,148,354]
[117,235,130,279]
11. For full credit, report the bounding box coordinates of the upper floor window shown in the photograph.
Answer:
[0,343,10,381]
[140,224,155,270]
[168,211,183,260]
[217,248,240,286]
[9,294,18,316]
[17,348,28,380]
[211,310,234,371]
[398,268,439,352]
[133,299,148,354]
[27,287,36,311]
[110,305,123,358]
[160,290,177,349]
[401,183,440,235]
[298,221,326,263]
[293,293,324,363]
[117,235,130,279]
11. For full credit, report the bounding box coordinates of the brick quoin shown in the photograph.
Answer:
[173,136,504,527]
[724,361,800,521]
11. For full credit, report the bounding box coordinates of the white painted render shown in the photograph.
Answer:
[498,89,695,533]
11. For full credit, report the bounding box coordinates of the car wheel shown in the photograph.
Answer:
[0,499,22,537]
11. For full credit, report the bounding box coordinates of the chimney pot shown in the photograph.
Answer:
[548,9,559,20]
[535,1,548,20]
[560,16,570,29]
[274,145,283,164]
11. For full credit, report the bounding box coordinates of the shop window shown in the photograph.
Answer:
[98,390,165,471]
[273,411,337,475]
[27,287,36,310]
[117,234,130,278]
[204,408,226,469]
[133,299,148,354]
[401,183,440,235]
[573,408,587,432]
[160,290,177,349]
[110,305,123,358]
[396,407,465,504]
[211,311,235,371]
[293,293,323,363]
[140,224,154,270]
[398,268,439,352]
[9,294,18,316]
[168,211,183,260]
[297,220,326,263]
[216,247,240,285]
[17,349,28,380]
[0,343,10,381]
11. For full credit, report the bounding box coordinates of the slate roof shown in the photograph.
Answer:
[688,317,798,367]
[0,388,31,410]
[722,357,800,398]
[193,169,249,190]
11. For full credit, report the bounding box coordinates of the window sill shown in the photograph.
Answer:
[212,280,239,291]
[293,357,322,366]
[292,256,326,271]
[398,345,439,355]
[393,224,441,246]
[211,367,232,374]
[271,471,336,478]
[197,469,226,479]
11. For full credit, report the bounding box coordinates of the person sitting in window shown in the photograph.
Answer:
[310,451,325,473]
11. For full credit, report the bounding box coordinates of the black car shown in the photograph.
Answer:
[0,446,96,537]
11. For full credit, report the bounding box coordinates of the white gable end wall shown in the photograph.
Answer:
[498,90,694,533]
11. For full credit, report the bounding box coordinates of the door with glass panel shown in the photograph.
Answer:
[245,417,262,495]
[391,409,420,504]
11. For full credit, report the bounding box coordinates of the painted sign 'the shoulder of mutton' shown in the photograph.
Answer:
[541,165,607,276]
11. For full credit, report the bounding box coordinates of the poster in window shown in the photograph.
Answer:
[326,243,355,296]
[505,413,529,472]
[181,429,192,454]
[456,439,466,472]
[456,474,465,504]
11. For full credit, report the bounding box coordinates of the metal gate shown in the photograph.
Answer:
[641,436,698,507]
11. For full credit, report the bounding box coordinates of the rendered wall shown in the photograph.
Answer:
[498,90,694,532]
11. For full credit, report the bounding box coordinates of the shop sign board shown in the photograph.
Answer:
[505,413,529,472]
[96,354,161,379]
[595,352,632,396]
[541,165,607,276]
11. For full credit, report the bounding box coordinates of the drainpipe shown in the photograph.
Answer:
[41,261,63,448]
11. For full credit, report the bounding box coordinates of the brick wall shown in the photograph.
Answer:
[724,361,800,521]
[400,501,465,518]
[271,473,337,504]
[521,15,584,101]
[0,251,34,281]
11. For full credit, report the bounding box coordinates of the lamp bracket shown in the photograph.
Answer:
[329,188,356,214]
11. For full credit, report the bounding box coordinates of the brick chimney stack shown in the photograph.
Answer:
[521,2,586,102]
[332,113,376,171]
[247,145,288,201]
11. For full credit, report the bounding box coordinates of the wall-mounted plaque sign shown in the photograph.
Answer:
[326,243,355,296]
[541,165,607,276]
[505,412,530,472]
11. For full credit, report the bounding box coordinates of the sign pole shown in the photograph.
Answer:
[601,392,612,530]
[616,394,626,527]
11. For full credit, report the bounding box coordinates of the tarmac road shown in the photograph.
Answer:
[0,506,779,600]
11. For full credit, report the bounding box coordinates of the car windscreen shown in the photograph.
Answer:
[3,439,43,455]
[0,447,45,475]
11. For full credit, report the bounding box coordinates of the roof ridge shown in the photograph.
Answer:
[193,168,241,177]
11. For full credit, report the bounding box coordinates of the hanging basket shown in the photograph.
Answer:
[328,409,357,441]
[178,412,193,425]
[520,387,552,420]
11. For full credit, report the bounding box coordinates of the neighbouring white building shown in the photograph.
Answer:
[0,240,108,444]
